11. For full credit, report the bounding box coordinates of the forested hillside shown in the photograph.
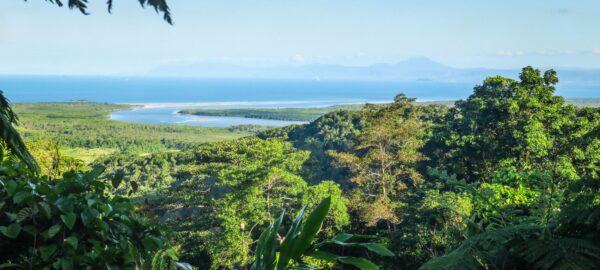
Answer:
[1,66,599,269]
[37,67,596,269]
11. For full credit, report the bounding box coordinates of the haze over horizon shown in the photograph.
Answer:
[1,0,599,75]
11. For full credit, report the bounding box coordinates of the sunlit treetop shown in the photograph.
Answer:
[26,0,173,24]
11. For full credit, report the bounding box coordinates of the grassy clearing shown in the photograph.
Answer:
[60,147,118,164]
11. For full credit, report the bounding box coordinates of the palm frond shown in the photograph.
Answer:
[0,90,40,172]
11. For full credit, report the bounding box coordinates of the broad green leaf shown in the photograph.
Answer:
[0,263,23,269]
[4,180,17,195]
[5,212,16,222]
[56,198,74,213]
[337,257,379,270]
[276,206,307,269]
[252,212,284,270]
[38,202,52,219]
[359,243,394,256]
[39,244,57,261]
[65,236,78,249]
[148,235,164,249]
[83,166,105,183]
[289,197,331,258]
[111,170,125,189]
[99,203,112,214]
[332,233,354,242]
[142,237,158,251]
[22,225,37,236]
[12,191,30,204]
[61,213,77,230]
[127,241,141,266]
[81,208,99,227]
[164,248,178,260]
[130,181,139,193]
[174,262,193,270]
[61,258,73,270]
[86,198,96,207]
[0,223,21,239]
[321,240,394,257]
[44,224,62,239]
[277,197,332,269]
[308,250,337,262]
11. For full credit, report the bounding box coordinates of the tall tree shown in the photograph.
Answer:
[330,94,426,227]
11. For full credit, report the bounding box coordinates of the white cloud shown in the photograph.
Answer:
[495,50,523,57]
[495,51,512,56]
[291,54,305,63]
[592,48,600,54]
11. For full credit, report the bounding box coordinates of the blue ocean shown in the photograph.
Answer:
[1,76,598,127]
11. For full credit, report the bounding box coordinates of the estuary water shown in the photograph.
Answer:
[2,76,598,127]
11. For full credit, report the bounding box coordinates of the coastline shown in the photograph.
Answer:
[121,100,393,109]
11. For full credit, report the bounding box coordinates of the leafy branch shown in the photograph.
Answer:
[25,0,173,24]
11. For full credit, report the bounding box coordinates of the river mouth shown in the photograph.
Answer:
[108,101,357,127]
[110,106,306,127]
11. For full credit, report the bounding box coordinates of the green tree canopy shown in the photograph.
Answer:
[427,66,595,183]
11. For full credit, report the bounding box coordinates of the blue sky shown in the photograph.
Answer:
[0,0,599,75]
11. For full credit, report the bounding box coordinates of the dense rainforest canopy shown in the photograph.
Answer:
[2,66,598,269]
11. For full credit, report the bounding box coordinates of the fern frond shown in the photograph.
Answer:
[513,238,600,270]
[419,224,543,270]
[418,235,484,270]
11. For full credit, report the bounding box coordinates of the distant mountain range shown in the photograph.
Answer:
[149,57,600,85]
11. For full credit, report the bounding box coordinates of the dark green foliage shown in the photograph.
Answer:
[162,138,313,268]
[29,0,173,24]
[113,137,353,269]
[286,110,367,184]
[228,124,271,134]
[0,92,188,269]
[420,196,600,270]
[96,152,178,196]
[0,153,190,269]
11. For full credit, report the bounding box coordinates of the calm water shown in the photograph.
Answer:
[2,76,598,127]
[109,106,310,127]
